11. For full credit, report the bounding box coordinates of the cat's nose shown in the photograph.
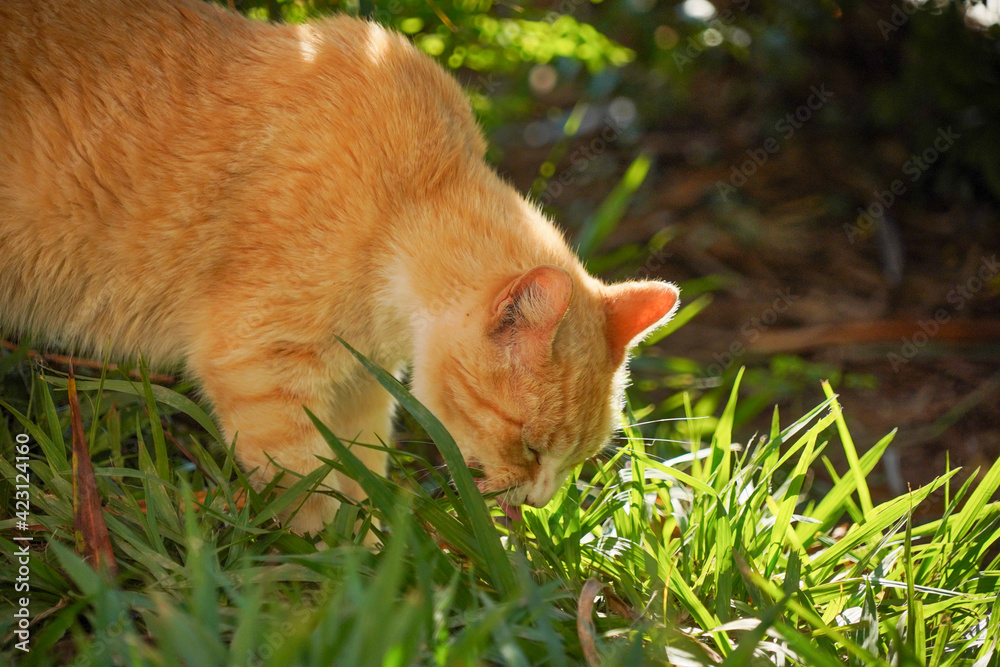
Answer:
[525,474,559,507]
[524,495,544,507]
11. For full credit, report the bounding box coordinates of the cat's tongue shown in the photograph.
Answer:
[498,500,523,522]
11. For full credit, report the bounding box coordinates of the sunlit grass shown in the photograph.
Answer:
[1,350,998,665]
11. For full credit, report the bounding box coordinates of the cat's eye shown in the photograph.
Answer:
[526,445,542,465]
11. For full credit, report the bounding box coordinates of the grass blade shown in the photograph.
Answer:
[337,338,517,598]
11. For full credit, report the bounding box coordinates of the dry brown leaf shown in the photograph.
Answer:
[69,367,118,578]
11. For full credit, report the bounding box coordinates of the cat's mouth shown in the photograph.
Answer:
[497,500,523,522]
[473,473,524,522]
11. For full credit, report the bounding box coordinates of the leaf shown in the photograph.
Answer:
[576,152,652,259]
[38,372,69,471]
[767,428,818,573]
[305,412,396,517]
[47,376,225,444]
[948,455,1000,545]
[823,382,873,517]
[799,428,896,544]
[640,293,713,347]
[711,367,744,494]
[68,369,118,578]
[719,582,791,667]
[139,360,170,481]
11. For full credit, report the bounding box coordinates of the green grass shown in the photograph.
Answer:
[1,354,999,666]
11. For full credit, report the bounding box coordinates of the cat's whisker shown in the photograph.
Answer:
[611,436,693,445]
[595,447,619,461]
[500,486,516,512]
[626,416,711,428]
[414,466,448,483]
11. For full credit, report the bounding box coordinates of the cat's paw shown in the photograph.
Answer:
[284,494,382,548]
[283,493,339,536]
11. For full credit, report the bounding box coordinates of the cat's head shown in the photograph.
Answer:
[411,265,678,520]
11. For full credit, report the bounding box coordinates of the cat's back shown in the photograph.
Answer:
[0,0,485,363]
[0,0,269,239]
[0,0,268,360]
[0,0,483,224]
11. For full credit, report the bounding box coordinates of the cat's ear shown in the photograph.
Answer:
[491,265,573,362]
[604,281,679,364]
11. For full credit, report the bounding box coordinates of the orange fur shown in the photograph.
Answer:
[0,0,679,533]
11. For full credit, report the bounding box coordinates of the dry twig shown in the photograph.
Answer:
[578,578,605,667]
[1,339,175,384]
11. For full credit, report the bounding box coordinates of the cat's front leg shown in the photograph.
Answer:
[277,376,397,535]
[191,343,393,536]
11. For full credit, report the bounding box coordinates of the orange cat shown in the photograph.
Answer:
[0,0,678,533]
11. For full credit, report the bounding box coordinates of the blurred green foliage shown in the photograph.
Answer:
[226,0,1000,216]
[226,0,636,128]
